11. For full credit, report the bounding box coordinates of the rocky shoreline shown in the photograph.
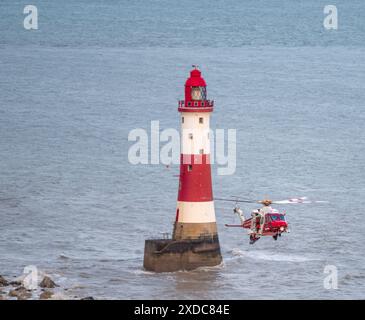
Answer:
[0,274,94,300]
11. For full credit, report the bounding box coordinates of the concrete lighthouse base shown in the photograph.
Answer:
[143,236,222,273]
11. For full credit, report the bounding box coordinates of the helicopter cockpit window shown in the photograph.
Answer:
[270,215,282,221]
[270,214,285,221]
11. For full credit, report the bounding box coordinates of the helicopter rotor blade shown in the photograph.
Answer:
[215,196,328,205]
[214,197,258,204]
[272,197,328,204]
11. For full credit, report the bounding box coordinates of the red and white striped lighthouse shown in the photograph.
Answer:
[173,67,219,242]
[143,67,222,272]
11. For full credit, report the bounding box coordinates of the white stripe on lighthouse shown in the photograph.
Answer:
[181,112,211,155]
[176,201,216,223]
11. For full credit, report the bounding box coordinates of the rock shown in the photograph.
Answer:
[0,295,6,300]
[8,286,31,300]
[39,276,57,288]
[40,290,53,300]
[81,296,94,300]
[10,280,22,287]
[48,292,67,300]
[8,289,18,297]
[0,275,9,287]
[17,293,31,300]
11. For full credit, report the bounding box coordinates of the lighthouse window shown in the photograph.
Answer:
[191,87,201,100]
[189,133,193,139]
[191,86,207,101]
[194,102,198,107]
[199,149,204,154]
[182,117,184,123]
[188,165,192,172]
[201,87,207,100]
[199,117,203,124]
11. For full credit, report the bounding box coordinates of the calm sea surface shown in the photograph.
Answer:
[0,0,364,299]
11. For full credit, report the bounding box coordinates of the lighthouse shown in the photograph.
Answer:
[173,67,218,241]
[143,67,222,272]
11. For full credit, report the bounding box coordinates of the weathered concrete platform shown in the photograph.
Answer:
[143,236,222,272]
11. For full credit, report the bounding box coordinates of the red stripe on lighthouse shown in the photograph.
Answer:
[178,154,213,202]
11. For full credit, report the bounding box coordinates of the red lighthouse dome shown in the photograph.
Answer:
[185,69,206,87]
[178,67,214,112]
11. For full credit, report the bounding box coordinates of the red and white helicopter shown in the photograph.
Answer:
[216,196,327,244]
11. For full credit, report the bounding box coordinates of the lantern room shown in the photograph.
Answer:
[178,66,214,113]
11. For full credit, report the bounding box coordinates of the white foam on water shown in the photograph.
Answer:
[131,268,159,276]
[130,262,225,276]
[230,248,317,263]
[193,262,225,272]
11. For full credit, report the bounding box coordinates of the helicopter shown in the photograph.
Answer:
[215,196,327,244]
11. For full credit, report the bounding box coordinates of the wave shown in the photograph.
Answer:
[130,268,159,276]
[230,248,317,263]
[130,262,225,276]
[193,262,225,272]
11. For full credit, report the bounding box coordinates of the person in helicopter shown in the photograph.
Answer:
[250,209,260,234]
[250,199,273,235]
